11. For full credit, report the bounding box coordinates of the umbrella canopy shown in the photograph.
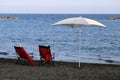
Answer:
[53,17,106,28]
[52,16,106,67]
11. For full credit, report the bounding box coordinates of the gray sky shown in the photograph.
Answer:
[0,0,120,14]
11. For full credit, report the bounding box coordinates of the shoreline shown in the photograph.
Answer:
[0,58,120,80]
[0,55,120,66]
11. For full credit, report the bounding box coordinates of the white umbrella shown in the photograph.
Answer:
[52,16,106,67]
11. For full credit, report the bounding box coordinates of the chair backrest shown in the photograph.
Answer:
[14,46,36,66]
[14,46,27,59]
[39,45,52,63]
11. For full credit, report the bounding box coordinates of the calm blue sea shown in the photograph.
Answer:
[0,14,120,65]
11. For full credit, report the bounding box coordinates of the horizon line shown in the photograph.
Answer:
[0,13,119,15]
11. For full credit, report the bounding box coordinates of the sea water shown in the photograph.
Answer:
[0,14,120,65]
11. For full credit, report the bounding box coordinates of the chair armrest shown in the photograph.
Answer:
[30,53,34,59]
[52,53,55,59]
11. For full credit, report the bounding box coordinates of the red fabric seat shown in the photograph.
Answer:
[39,45,55,64]
[14,46,36,67]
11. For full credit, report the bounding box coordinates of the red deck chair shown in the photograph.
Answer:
[14,46,36,67]
[39,45,55,64]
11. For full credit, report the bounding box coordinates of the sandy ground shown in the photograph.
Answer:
[0,58,120,80]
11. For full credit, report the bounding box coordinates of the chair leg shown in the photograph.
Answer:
[52,53,55,66]
[16,57,20,64]
[39,58,43,65]
[53,59,55,66]
[24,59,29,65]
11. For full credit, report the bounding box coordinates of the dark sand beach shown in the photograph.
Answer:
[0,58,120,80]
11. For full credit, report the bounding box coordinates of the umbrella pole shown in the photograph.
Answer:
[78,28,81,68]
